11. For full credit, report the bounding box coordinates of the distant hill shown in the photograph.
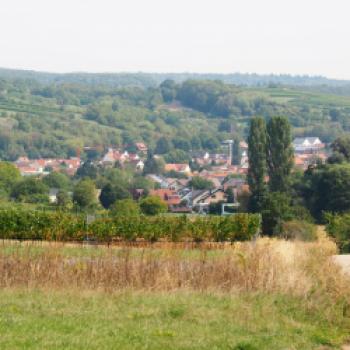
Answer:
[1,67,350,88]
[1,72,350,161]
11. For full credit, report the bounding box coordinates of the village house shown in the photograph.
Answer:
[101,148,128,165]
[14,157,81,176]
[129,159,145,171]
[163,177,190,191]
[149,189,182,208]
[101,148,144,171]
[164,163,191,174]
[294,152,327,170]
[146,175,170,189]
[191,188,227,212]
[293,137,325,154]
[135,142,148,154]
[223,178,246,192]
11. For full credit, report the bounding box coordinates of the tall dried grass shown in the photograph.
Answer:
[0,236,348,301]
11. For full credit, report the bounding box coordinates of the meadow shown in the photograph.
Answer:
[0,236,350,349]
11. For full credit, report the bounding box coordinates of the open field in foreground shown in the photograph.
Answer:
[0,290,349,350]
[0,237,350,349]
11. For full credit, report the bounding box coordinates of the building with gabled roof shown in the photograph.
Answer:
[293,137,324,153]
[164,163,191,174]
[135,142,148,153]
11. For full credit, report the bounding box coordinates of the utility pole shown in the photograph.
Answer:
[223,139,234,166]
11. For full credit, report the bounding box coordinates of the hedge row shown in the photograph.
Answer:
[325,212,350,253]
[0,209,261,243]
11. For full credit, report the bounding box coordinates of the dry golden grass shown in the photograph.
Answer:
[1,236,350,349]
[0,236,348,301]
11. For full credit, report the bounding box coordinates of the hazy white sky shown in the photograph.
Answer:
[1,0,350,79]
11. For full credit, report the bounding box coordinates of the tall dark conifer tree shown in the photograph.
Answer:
[248,117,267,212]
[266,116,294,193]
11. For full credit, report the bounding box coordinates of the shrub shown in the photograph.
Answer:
[0,208,261,243]
[325,212,350,253]
[281,220,317,242]
[140,196,168,216]
[73,179,96,210]
[110,199,140,217]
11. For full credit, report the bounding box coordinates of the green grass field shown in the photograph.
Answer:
[1,238,350,349]
[0,290,348,350]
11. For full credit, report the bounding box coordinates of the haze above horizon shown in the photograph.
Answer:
[2,0,350,80]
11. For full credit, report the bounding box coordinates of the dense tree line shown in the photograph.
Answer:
[247,115,350,238]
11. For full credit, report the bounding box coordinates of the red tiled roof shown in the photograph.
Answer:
[135,143,148,151]
[164,163,189,172]
[150,189,181,206]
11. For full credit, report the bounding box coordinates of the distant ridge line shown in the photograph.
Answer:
[0,67,349,88]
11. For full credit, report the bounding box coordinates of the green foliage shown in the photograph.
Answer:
[248,117,267,212]
[189,176,214,190]
[99,183,131,209]
[73,179,96,210]
[56,190,72,209]
[0,162,21,194]
[328,136,350,163]
[11,177,49,203]
[0,209,85,241]
[303,163,350,219]
[155,137,172,154]
[266,116,293,192]
[325,212,350,253]
[42,171,70,189]
[261,192,294,235]
[76,161,98,179]
[160,79,177,102]
[0,289,348,350]
[0,73,349,161]
[164,170,188,179]
[143,153,165,175]
[281,220,317,242]
[110,199,140,217]
[0,208,261,243]
[164,150,190,163]
[140,196,168,216]
[130,176,153,194]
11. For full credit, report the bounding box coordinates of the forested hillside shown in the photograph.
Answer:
[1,69,350,160]
[1,68,350,87]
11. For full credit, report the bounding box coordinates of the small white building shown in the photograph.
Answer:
[293,137,324,153]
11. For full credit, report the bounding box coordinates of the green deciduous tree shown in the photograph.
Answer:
[43,172,70,190]
[140,196,168,216]
[164,149,190,163]
[155,137,172,154]
[266,116,294,193]
[143,153,164,175]
[110,199,140,217]
[303,163,350,220]
[0,162,21,194]
[261,192,294,235]
[160,79,177,102]
[328,136,350,164]
[99,183,131,209]
[56,190,72,209]
[189,176,214,190]
[247,117,267,212]
[11,177,49,203]
[76,161,98,180]
[73,179,96,210]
